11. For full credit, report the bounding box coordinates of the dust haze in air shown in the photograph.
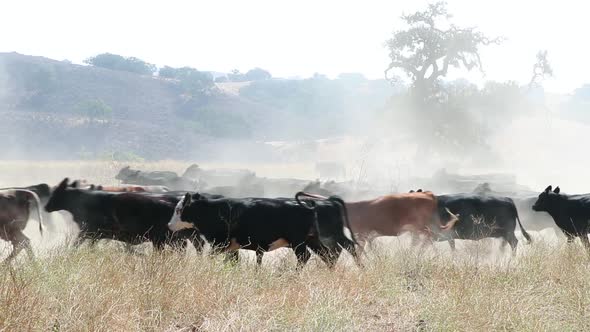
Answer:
[0,0,589,197]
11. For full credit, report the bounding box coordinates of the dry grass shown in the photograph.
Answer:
[0,239,588,331]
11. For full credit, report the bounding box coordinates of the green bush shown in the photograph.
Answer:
[158,66,214,95]
[75,99,113,119]
[84,53,156,75]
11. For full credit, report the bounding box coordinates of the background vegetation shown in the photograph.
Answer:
[0,1,587,166]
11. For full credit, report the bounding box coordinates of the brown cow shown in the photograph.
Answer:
[0,189,44,262]
[346,191,459,249]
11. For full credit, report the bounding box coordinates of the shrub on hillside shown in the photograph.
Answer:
[75,98,113,119]
[158,66,214,95]
[245,68,272,81]
[84,53,157,75]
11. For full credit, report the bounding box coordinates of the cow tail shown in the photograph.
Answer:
[295,192,359,247]
[295,191,319,210]
[15,189,44,236]
[295,192,322,241]
[514,206,532,244]
[328,196,359,247]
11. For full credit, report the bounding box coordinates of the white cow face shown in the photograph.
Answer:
[168,194,195,232]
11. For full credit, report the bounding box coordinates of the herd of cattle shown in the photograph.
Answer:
[0,164,589,267]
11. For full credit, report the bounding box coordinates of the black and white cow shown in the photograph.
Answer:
[45,178,197,251]
[168,192,360,268]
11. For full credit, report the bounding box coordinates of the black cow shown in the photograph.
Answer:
[532,185,590,248]
[115,166,198,191]
[168,192,360,268]
[437,194,532,252]
[45,178,195,251]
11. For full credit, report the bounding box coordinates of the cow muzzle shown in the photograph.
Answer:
[168,220,195,232]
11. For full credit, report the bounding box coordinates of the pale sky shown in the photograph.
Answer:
[1,0,588,93]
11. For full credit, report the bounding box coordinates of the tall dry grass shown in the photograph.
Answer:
[0,239,588,331]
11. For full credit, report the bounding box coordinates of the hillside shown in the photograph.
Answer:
[0,53,393,161]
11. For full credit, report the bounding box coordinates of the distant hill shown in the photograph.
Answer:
[0,52,394,160]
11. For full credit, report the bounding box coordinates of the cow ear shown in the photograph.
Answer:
[57,178,69,190]
[554,186,560,194]
[71,180,80,189]
[193,192,202,200]
[544,185,552,193]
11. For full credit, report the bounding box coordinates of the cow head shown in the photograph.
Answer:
[532,185,562,212]
[168,193,196,232]
[115,166,137,181]
[45,178,70,213]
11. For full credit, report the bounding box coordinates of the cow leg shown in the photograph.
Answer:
[564,232,575,244]
[338,236,363,268]
[504,233,519,255]
[4,244,24,263]
[174,239,188,254]
[448,238,456,251]
[223,238,241,265]
[307,240,341,269]
[4,231,32,263]
[124,243,138,254]
[255,248,264,266]
[419,229,435,249]
[579,234,590,250]
[355,234,370,256]
[87,238,99,249]
[224,250,239,265]
[410,232,421,247]
[293,244,311,269]
[72,234,86,248]
[24,239,35,259]
[190,234,205,253]
[163,235,188,254]
[152,240,166,252]
[323,246,342,269]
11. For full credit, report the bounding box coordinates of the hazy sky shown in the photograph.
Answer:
[1,0,587,93]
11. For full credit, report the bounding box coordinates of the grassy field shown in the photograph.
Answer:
[0,239,589,331]
[0,161,586,331]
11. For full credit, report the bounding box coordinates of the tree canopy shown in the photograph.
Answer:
[528,50,553,90]
[84,53,157,75]
[245,68,272,81]
[385,1,502,97]
[75,98,113,119]
[158,66,214,95]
